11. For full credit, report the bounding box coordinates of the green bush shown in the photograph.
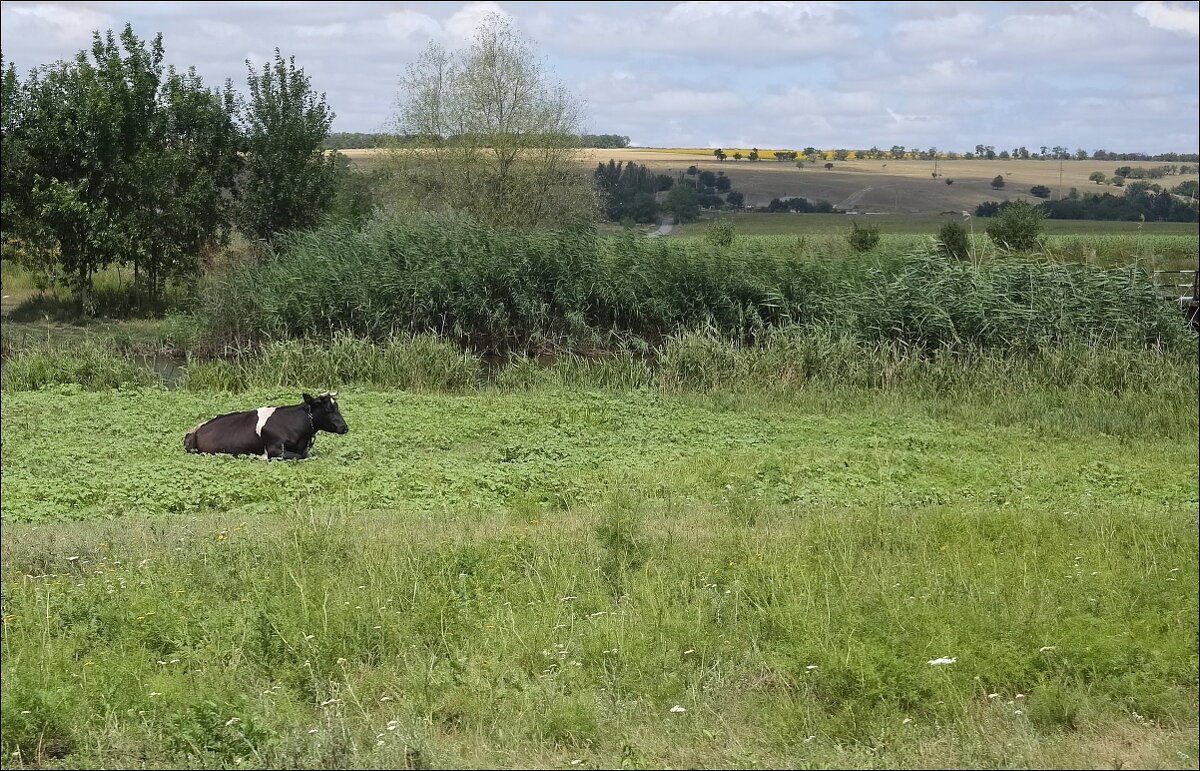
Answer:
[846,221,881,253]
[985,200,1045,252]
[703,219,736,248]
[936,222,971,261]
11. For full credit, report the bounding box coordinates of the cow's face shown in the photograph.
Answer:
[304,391,349,434]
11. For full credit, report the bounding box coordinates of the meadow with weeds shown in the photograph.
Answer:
[3,380,1198,769]
[2,216,1197,769]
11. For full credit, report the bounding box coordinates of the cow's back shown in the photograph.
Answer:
[186,410,265,456]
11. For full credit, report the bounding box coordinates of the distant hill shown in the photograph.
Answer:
[576,150,1200,215]
[339,147,1200,216]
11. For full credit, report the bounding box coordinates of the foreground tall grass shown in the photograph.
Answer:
[2,387,1196,769]
[192,214,1192,355]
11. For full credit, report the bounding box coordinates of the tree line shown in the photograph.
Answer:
[975,182,1198,223]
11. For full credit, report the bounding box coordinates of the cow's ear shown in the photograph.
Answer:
[303,393,316,404]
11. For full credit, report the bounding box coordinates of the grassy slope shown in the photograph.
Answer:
[2,386,1197,768]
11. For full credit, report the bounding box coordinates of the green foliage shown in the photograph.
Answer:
[1172,179,1199,198]
[191,216,1192,356]
[594,160,660,223]
[991,174,1006,189]
[985,199,1045,251]
[702,219,736,248]
[937,221,971,260]
[2,25,239,310]
[663,180,700,223]
[1,339,163,391]
[1030,185,1051,199]
[237,49,340,242]
[1088,171,1107,185]
[846,220,880,252]
[390,14,595,229]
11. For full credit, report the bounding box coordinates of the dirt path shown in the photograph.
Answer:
[647,217,675,237]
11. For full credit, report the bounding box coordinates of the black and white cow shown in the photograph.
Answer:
[184,392,349,459]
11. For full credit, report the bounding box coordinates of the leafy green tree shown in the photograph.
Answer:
[715,174,731,193]
[664,179,700,223]
[1088,171,1106,185]
[985,199,1044,251]
[1029,185,1051,199]
[1171,180,1197,198]
[725,190,745,208]
[3,25,239,310]
[593,160,659,223]
[991,175,1005,189]
[238,49,340,242]
[748,148,759,161]
[733,152,743,161]
[824,162,834,170]
[390,14,595,229]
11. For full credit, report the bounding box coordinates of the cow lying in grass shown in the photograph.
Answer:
[184,392,349,459]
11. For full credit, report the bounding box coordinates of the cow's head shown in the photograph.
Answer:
[304,391,349,434]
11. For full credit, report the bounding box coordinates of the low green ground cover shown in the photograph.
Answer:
[2,382,1197,769]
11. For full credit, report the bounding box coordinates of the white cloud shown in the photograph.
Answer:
[1,2,114,46]
[892,10,986,50]
[1133,1,1200,36]
[384,10,442,43]
[290,23,347,40]
[444,2,511,45]
[536,0,863,63]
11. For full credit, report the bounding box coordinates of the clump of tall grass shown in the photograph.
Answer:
[655,325,1198,398]
[195,214,1193,357]
[177,333,482,392]
[0,338,162,391]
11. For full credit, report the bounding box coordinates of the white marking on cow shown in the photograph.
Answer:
[255,407,277,436]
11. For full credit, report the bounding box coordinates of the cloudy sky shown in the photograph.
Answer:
[2,1,1197,153]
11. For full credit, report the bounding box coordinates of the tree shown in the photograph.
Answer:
[985,199,1044,251]
[725,190,745,208]
[824,162,834,170]
[1029,185,1051,199]
[991,175,1005,189]
[664,179,700,223]
[3,25,240,310]
[748,147,759,161]
[390,14,594,229]
[1088,171,1107,185]
[238,49,340,242]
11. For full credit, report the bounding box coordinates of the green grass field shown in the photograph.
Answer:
[2,380,1197,769]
